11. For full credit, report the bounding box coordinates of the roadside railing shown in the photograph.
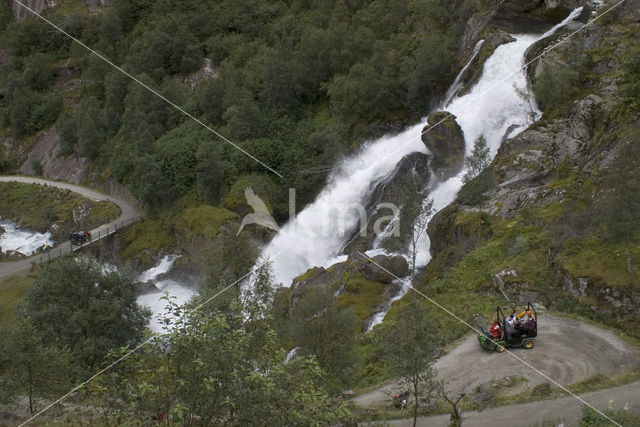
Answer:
[34,216,143,266]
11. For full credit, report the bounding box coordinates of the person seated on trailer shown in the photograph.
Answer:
[524,312,536,336]
[514,316,528,337]
[505,310,517,338]
[489,320,503,339]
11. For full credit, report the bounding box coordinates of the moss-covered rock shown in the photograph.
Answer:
[345,152,431,253]
[421,111,465,181]
[288,253,409,330]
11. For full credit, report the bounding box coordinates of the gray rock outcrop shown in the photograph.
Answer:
[421,111,465,181]
[12,0,46,20]
[344,152,431,253]
[19,127,91,184]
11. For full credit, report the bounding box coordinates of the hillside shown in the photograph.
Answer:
[0,0,639,425]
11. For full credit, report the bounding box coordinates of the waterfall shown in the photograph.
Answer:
[263,8,583,290]
[442,39,485,106]
[136,254,197,333]
[262,123,427,286]
[138,254,182,282]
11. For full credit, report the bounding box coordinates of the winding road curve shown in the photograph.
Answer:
[356,313,640,426]
[0,176,143,280]
[389,380,640,426]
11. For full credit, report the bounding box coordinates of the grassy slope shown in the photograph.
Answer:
[0,182,120,239]
[0,274,32,326]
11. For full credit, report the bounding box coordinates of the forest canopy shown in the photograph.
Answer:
[0,0,475,213]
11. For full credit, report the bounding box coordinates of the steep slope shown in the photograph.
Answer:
[426,1,640,337]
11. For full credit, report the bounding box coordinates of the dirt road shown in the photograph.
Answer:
[353,314,640,409]
[0,176,142,280]
[390,380,640,426]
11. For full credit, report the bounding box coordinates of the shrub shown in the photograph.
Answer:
[533,62,581,113]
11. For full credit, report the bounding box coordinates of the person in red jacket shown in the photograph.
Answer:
[489,320,503,340]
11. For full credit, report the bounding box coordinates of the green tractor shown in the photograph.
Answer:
[476,302,537,353]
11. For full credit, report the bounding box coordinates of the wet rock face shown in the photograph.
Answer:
[561,272,640,315]
[421,111,465,181]
[19,128,91,184]
[344,152,431,254]
[489,0,590,33]
[12,0,46,20]
[490,94,605,218]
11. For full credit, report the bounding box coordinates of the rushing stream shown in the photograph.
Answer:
[136,254,197,333]
[0,220,53,256]
[262,8,583,327]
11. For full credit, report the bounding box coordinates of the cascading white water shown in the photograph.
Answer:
[263,8,583,289]
[0,220,52,256]
[136,254,197,333]
[442,39,485,106]
[263,124,427,286]
[364,8,584,330]
[138,254,181,282]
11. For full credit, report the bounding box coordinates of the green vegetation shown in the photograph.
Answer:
[559,237,640,288]
[337,273,386,325]
[0,182,120,238]
[288,286,359,392]
[0,0,478,213]
[532,40,587,116]
[380,296,441,426]
[176,205,238,240]
[0,274,31,326]
[121,217,175,263]
[80,264,348,424]
[20,255,150,374]
[0,321,73,415]
[580,404,640,426]
[0,149,13,173]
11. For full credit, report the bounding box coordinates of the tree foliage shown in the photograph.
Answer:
[20,256,150,373]
[0,0,475,210]
[0,321,72,414]
[289,287,359,391]
[92,264,346,424]
[458,136,496,206]
[382,296,442,426]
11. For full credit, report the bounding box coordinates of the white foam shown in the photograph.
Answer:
[136,254,196,333]
[0,220,53,256]
[261,8,583,290]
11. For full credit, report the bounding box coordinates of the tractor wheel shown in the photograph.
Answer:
[523,340,534,349]
[495,344,505,353]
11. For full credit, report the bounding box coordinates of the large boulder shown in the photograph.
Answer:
[421,112,465,181]
[19,128,91,184]
[345,152,431,253]
[489,0,585,33]
[288,253,410,330]
[427,204,490,260]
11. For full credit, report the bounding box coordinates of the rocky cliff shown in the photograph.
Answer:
[10,0,109,19]
[427,2,640,336]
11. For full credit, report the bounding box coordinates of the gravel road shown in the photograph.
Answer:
[390,380,640,426]
[353,313,640,413]
[0,176,142,280]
